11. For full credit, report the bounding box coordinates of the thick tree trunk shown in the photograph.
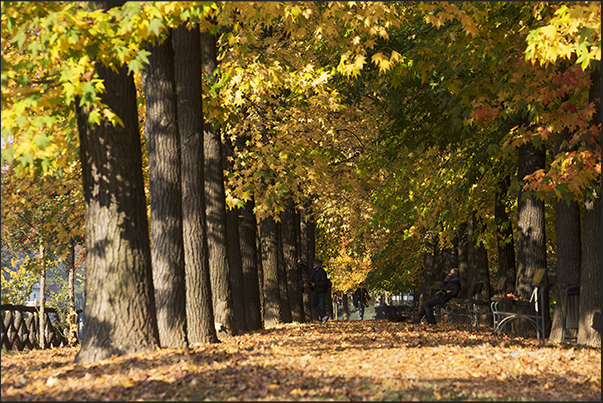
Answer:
[239,198,262,330]
[282,200,302,322]
[256,225,265,321]
[305,206,318,321]
[494,176,516,294]
[276,222,292,322]
[259,215,282,328]
[222,134,247,333]
[577,189,601,347]
[144,30,188,349]
[516,141,549,338]
[201,31,235,336]
[299,207,313,321]
[75,60,159,363]
[549,130,582,343]
[577,67,601,347]
[172,23,218,344]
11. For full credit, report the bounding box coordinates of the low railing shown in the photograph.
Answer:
[1,304,82,351]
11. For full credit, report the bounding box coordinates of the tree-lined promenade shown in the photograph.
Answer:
[2,321,601,401]
[1,0,600,377]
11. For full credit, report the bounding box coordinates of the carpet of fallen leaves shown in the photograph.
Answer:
[1,320,601,401]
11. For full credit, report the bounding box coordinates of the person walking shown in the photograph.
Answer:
[309,259,330,322]
[354,282,371,320]
[412,268,461,325]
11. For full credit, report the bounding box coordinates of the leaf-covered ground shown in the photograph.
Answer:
[1,320,600,401]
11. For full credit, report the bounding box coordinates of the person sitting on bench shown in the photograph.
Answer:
[412,268,461,325]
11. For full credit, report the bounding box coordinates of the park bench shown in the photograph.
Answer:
[490,268,546,343]
[465,281,492,329]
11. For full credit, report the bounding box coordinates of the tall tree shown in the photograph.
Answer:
[201,30,235,336]
[259,215,282,328]
[577,67,601,347]
[549,128,582,343]
[515,140,549,337]
[74,40,159,363]
[239,198,262,330]
[281,199,303,322]
[276,221,292,323]
[172,22,218,344]
[494,176,516,294]
[223,136,248,333]
[143,29,188,349]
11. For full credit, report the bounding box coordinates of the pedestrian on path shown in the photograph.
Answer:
[309,259,330,322]
[354,282,371,320]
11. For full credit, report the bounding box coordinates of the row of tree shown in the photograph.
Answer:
[1,1,600,362]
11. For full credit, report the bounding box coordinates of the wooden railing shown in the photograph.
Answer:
[1,304,82,351]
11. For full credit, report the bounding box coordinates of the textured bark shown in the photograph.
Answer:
[223,137,247,333]
[577,190,601,347]
[304,206,318,321]
[276,222,292,323]
[299,208,312,321]
[172,23,218,344]
[516,141,550,337]
[75,60,159,363]
[494,176,516,294]
[577,67,601,347]
[239,198,262,330]
[281,200,302,322]
[201,31,234,336]
[144,30,187,349]
[260,215,282,328]
[256,224,265,321]
[548,129,582,342]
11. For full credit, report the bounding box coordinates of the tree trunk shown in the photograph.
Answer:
[276,221,292,322]
[577,189,601,347]
[516,141,549,337]
[577,67,601,347]
[144,30,188,349]
[549,129,582,343]
[172,23,218,344]
[201,31,234,336]
[223,137,247,333]
[305,206,318,321]
[299,207,313,321]
[494,176,516,294]
[282,200,302,322]
[239,198,262,330]
[259,215,282,328]
[75,59,159,363]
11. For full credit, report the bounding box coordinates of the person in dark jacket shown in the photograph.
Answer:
[354,282,370,320]
[412,268,461,325]
[309,258,330,322]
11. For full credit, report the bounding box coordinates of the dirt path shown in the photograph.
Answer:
[1,320,600,401]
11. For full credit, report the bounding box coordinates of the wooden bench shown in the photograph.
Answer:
[490,268,546,343]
